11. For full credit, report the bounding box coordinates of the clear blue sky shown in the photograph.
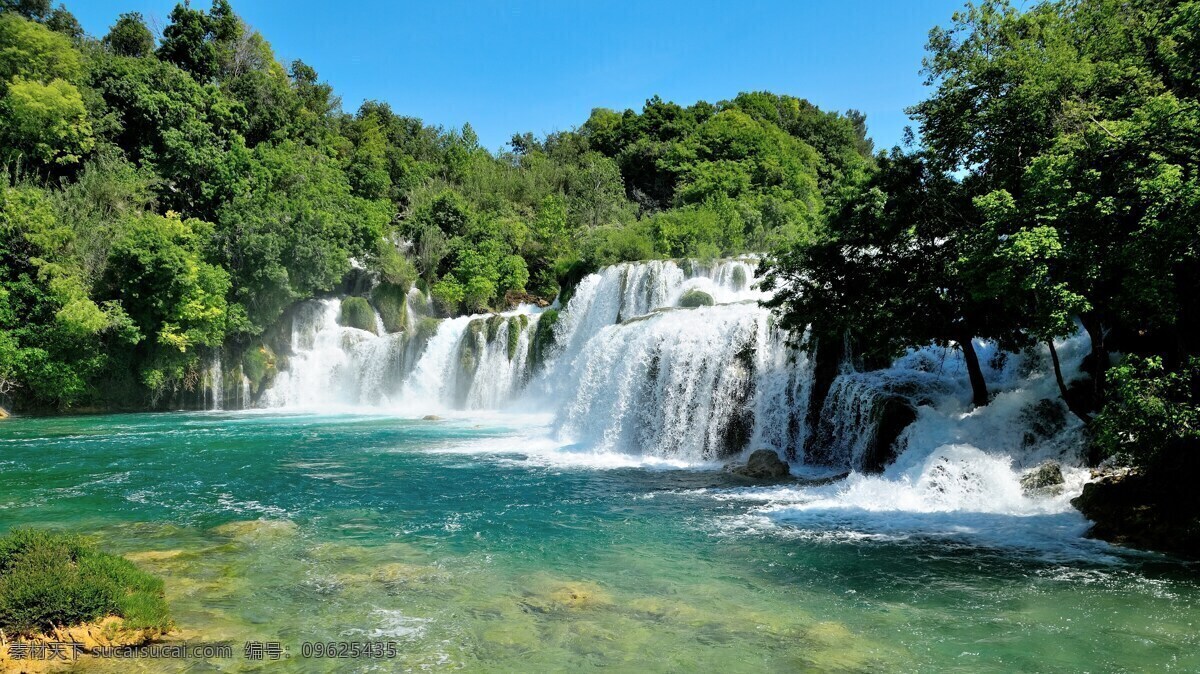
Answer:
[71,0,969,153]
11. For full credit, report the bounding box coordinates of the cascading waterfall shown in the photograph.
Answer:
[255,257,1090,483]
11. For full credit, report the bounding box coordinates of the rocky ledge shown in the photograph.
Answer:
[0,617,167,672]
[1072,467,1200,560]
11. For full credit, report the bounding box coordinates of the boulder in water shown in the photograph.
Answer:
[0,406,8,419]
[1020,461,1065,495]
[422,414,442,421]
[678,289,714,308]
[731,449,790,479]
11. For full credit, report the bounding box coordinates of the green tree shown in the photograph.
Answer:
[0,12,81,83]
[102,12,155,58]
[0,76,93,167]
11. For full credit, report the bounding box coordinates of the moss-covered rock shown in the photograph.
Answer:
[679,289,714,308]
[486,314,505,343]
[338,296,377,333]
[414,317,440,343]
[0,529,172,635]
[242,344,278,396]
[529,309,559,369]
[507,315,528,361]
[731,264,748,291]
[370,282,409,333]
[1020,461,1065,495]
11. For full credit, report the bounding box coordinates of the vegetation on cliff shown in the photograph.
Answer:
[0,0,870,411]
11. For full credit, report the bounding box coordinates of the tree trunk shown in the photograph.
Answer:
[1079,313,1109,408]
[958,333,989,408]
[1047,339,1091,424]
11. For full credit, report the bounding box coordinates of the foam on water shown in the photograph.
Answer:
[251,258,1109,557]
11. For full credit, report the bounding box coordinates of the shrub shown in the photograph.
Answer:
[678,289,714,308]
[338,296,376,333]
[1095,356,1200,472]
[0,529,172,634]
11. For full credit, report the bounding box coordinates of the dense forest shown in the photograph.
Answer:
[0,0,1197,534]
[0,0,871,411]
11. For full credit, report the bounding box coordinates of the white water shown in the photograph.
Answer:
[247,257,1102,556]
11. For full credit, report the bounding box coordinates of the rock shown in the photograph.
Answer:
[370,282,409,333]
[521,580,613,613]
[503,290,550,308]
[1072,465,1200,559]
[338,296,377,333]
[861,395,917,473]
[731,449,790,479]
[0,406,8,419]
[1,616,166,671]
[422,414,442,421]
[1020,461,1065,495]
[678,289,714,308]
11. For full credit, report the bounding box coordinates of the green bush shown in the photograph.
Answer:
[678,289,714,308]
[0,529,172,634]
[370,282,409,333]
[339,296,377,333]
[1095,356,1200,471]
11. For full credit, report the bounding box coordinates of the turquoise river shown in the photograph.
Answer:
[0,410,1196,672]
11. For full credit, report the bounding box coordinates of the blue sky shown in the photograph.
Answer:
[71,0,969,152]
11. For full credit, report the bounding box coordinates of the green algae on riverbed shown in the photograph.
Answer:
[0,411,1196,672]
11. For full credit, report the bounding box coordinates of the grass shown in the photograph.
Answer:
[0,529,172,635]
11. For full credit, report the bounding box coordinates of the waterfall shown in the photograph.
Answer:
[262,295,545,413]
[254,258,1089,474]
[206,355,223,411]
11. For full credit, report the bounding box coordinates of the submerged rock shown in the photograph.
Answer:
[1020,461,1065,495]
[731,449,790,479]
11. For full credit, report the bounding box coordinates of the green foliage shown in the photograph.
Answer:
[1095,357,1200,471]
[338,296,376,333]
[157,0,240,82]
[102,12,154,57]
[1,76,93,166]
[0,0,870,411]
[101,211,229,393]
[0,13,81,83]
[0,529,171,634]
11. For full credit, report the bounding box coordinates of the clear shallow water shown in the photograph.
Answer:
[0,412,1197,672]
